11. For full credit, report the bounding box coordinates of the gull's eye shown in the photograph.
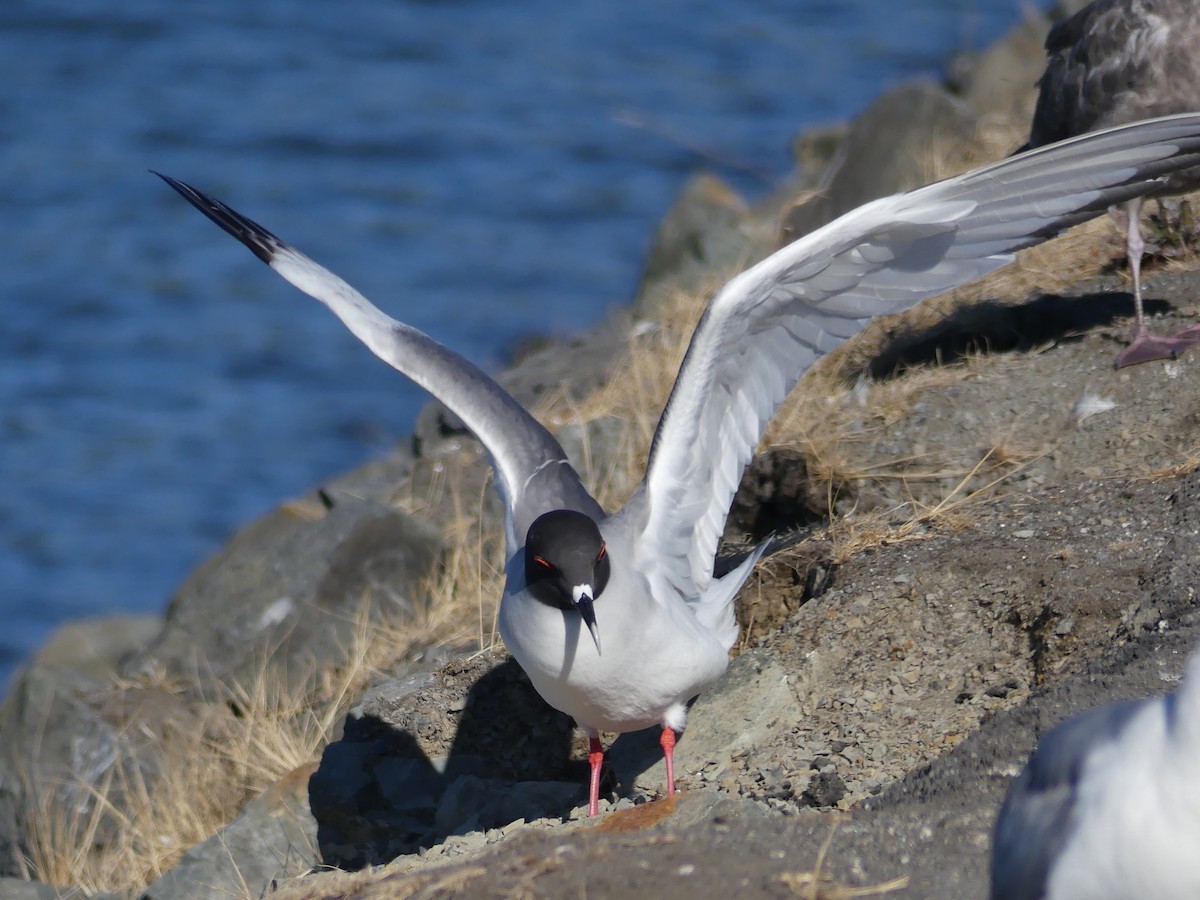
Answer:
[596,543,607,562]
[532,555,553,571]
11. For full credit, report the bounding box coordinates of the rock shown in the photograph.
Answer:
[791,123,849,184]
[0,658,212,874]
[121,493,442,693]
[307,670,451,869]
[723,446,829,540]
[782,81,977,240]
[608,650,803,796]
[268,790,781,900]
[308,650,579,868]
[633,173,764,320]
[948,11,1048,122]
[0,877,114,899]
[434,776,580,835]
[21,615,161,682]
[0,612,163,865]
[320,444,414,506]
[800,771,847,808]
[141,763,319,900]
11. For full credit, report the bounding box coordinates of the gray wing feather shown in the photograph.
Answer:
[157,174,598,549]
[619,114,1200,602]
[991,699,1145,900]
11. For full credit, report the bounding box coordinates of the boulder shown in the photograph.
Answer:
[633,172,764,320]
[307,650,578,868]
[0,617,198,876]
[121,492,442,693]
[783,82,977,241]
[140,763,319,900]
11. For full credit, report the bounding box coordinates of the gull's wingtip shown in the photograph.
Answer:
[155,172,281,266]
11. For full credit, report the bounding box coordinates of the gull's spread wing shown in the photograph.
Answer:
[622,113,1200,603]
[158,174,599,549]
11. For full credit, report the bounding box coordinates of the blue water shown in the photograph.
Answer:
[0,0,1037,685]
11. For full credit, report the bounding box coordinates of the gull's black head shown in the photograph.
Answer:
[525,509,610,652]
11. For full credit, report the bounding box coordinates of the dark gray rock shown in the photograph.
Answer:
[947,10,1048,121]
[722,446,829,541]
[632,172,765,320]
[0,612,161,856]
[308,650,580,868]
[122,493,442,693]
[0,878,125,899]
[320,444,414,506]
[434,776,580,835]
[15,615,161,683]
[0,625,208,876]
[307,670,450,869]
[140,763,319,900]
[783,81,977,240]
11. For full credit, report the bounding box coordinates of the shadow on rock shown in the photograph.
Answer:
[868,291,1163,377]
[308,654,582,869]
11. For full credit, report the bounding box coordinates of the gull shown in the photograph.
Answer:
[991,649,1200,899]
[159,112,1200,816]
[1021,0,1200,366]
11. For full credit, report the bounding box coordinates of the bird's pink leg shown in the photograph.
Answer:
[1126,196,1148,330]
[588,736,604,817]
[660,727,677,796]
[1114,197,1200,366]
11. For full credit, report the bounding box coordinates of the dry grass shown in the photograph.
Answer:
[11,595,427,895]
[399,465,508,653]
[15,704,242,892]
[1141,445,1200,480]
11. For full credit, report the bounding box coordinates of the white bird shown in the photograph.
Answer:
[991,649,1200,899]
[1022,0,1200,366]
[159,112,1200,817]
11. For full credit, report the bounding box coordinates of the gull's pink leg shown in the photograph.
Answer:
[1127,196,1148,331]
[588,736,604,817]
[1113,197,1200,366]
[660,727,677,796]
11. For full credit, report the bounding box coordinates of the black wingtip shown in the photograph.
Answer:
[154,172,282,266]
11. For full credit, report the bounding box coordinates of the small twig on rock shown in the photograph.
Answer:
[778,815,909,899]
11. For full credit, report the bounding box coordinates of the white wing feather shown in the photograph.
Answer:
[621,113,1200,604]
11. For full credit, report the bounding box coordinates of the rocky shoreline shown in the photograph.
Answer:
[5,4,1200,897]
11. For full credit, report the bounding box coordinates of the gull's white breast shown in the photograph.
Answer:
[498,543,729,734]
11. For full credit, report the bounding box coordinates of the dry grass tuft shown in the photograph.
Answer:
[1140,445,1200,481]
[819,443,1044,566]
[12,595,434,895]
[16,717,243,892]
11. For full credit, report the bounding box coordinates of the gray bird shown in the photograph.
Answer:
[160,113,1200,817]
[992,650,1200,899]
[1023,0,1200,366]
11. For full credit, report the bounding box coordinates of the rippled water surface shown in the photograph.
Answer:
[1,0,1037,683]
